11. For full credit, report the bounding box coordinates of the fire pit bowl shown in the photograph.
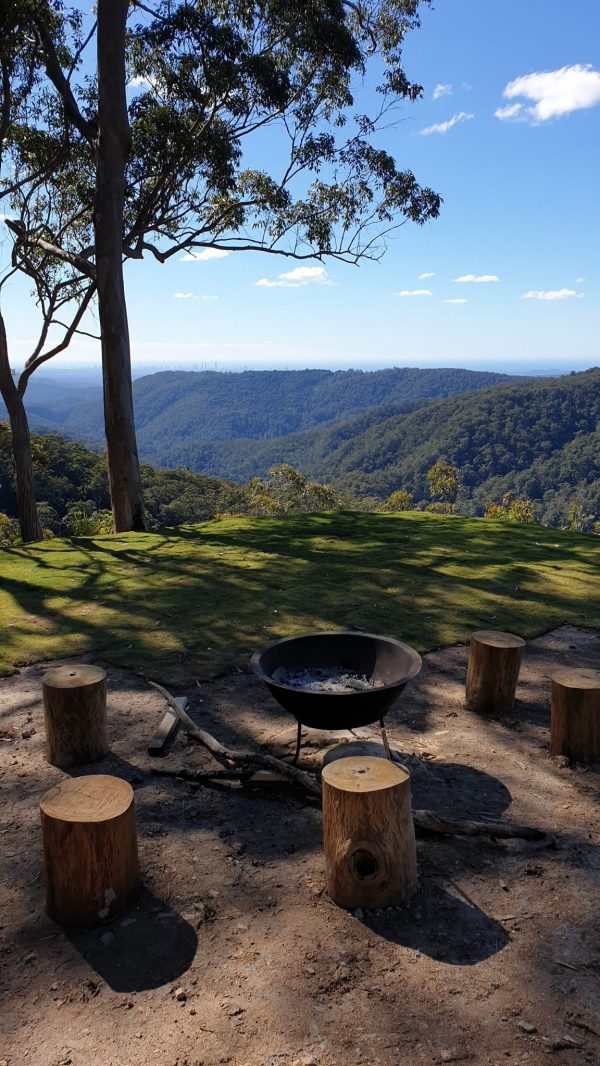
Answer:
[250,631,421,732]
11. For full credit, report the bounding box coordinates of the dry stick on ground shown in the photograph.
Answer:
[149,681,322,798]
[412,810,545,841]
[149,682,547,841]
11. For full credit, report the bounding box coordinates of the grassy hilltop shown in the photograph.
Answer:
[1,512,598,683]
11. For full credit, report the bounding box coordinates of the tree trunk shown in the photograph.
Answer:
[95,0,146,533]
[43,664,109,768]
[322,755,417,908]
[0,312,43,543]
[40,774,140,926]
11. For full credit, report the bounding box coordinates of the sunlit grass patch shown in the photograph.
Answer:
[0,512,598,684]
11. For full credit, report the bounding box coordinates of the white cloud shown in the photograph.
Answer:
[522,288,584,301]
[453,274,499,283]
[495,103,523,121]
[394,289,433,297]
[419,272,435,279]
[433,83,452,100]
[181,248,230,262]
[255,265,332,288]
[497,64,600,123]
[442,298,467,304]
[575,276,585,283]
[173,292,218,300]
[420,112,474,135]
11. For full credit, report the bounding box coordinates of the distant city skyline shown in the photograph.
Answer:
[2,0,599,376]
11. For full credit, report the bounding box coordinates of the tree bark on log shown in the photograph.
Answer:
[322,756,417,908]
[40,774,140,926]
[0,313,43,543]
[43,665,108,768]
[95,0,145,532]
[465,630,525,714]
[550,668,600,764]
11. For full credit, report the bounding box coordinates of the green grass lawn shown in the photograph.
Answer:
[0,511,598,684]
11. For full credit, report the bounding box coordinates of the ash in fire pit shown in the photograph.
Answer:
[272,666,384,694]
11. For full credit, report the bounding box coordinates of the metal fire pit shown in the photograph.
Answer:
[250,631,422,763]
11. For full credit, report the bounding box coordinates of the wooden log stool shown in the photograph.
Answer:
[43,665,108,768]
[550,668,600,764]
[465,630,525,714]
[40,774,140,926]
[322,756,417,909]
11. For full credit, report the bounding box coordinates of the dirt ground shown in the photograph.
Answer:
[1,625,600,1066]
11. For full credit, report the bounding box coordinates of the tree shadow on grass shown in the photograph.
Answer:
[1,512,598,692]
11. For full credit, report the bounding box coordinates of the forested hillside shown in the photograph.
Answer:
[147,369,600,526]
[0,428,247,533]
[5,366,513,445]
[3,368,598,532]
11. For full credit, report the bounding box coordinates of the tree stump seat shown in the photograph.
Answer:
[43,664,108,768]
[40,774,140,926]
[322,755,417,909]
[465,630,525,714]
[550,668,600,764]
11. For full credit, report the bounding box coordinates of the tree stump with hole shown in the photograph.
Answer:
[465,630,525,714]
[40,774,140,926]
[322,756,417,909]
[550,668,600,764]
[43,665,108,768]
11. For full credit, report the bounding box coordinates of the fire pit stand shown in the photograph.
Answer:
[251,631,422,763]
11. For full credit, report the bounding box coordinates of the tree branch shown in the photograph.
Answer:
[19,282,97,392]
[6,219,97,279]
[34,17,97,145]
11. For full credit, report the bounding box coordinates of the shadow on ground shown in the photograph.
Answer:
[66,888,198,993]
[364,882,510,964]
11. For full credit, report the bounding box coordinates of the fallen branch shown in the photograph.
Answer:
[149,681,322,798]
[152,766,250,784]
[149,682,547,839]
[412,810,546,841]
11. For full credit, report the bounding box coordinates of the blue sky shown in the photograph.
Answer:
[2,0,599,375]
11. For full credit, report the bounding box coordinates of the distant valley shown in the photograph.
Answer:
[2,365,599,527]
[14,365,513,443]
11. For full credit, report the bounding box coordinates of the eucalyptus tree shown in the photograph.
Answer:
[0,2,96,542]
[426,461,461,514]
[20,0,440,531]
[0,225,95,542]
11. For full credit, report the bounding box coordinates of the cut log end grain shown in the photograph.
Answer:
[40,773,133,823]
[469,630,526,650]
[43,664,107,690]
[551,668,600,691]
[323,755,409,793]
